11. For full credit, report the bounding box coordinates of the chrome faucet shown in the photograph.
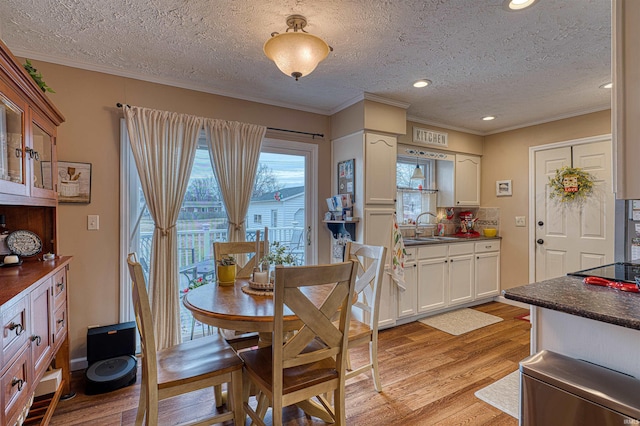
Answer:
[415,212,437,237]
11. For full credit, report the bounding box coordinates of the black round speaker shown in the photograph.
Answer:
[85,355,137,395]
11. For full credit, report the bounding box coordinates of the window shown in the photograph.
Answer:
[396,154,437,224]
[120,120,318,339]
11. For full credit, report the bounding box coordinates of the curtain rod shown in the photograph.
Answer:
[116,103,324,139]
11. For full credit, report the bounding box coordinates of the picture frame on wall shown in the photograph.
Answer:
[496,179,512,197]
[58,161,92,203]
[337,158,355,203]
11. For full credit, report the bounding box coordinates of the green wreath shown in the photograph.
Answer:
[548,166,595,203]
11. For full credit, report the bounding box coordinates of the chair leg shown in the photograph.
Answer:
[135,378,146,426]
[255,391,269,421]
[345,347,352,371]
[214,384,224,408]
[333,386,346,426]
[229,369,245,426]
[370,337,382,392]
[190,316,196,340]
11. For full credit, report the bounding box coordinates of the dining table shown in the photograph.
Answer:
[182,277,336,422]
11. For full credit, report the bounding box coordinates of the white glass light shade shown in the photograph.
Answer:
[264,32,331,80]
[411,165,425,180]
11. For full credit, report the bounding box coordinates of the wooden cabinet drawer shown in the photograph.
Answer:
[52,305,67,349]
[448,242,474,256]
[1,297,28,367]
[52,268,67,310]
[475,240,501,253]
[417,245,447,259]
[2,345,30,426]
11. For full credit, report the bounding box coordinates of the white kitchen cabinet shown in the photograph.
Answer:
[364,132,397,205]
[613,0,640,199]
[397,248,417,318]
[454,154,481,206]
[416,245,448,313]
[447,243,475,306]
[475,240,501,298]
[364,208,396,328]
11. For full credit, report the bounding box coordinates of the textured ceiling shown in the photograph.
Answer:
[0,0,611,135]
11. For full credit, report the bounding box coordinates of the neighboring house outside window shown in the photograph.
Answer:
[254,214,262,225]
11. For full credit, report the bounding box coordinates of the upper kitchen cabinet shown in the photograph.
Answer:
[0,39,64,206]
[454,154,481,206]
[613,0,640,199]
[437,153,481,207]
[365,132,397,205]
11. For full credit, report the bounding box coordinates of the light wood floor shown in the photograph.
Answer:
[50,302,530,425]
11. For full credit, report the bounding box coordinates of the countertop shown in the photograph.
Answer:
[503,275,640,331]
[403,235,501,246]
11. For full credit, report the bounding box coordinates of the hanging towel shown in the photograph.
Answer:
[386,213,406,291]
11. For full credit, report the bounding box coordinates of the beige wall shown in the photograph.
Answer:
[483,110,612,290]
[28,60,332,362]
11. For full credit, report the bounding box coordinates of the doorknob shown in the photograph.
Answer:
[538,221,544,226]
[536,239,544,245]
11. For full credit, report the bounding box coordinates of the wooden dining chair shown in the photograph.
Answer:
[214,228,268,279]
[127,253,244,426]
[342,241,387,392]
[240,261,358,426]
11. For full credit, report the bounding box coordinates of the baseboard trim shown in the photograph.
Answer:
[71,357,88,372]
[494,295,529,309]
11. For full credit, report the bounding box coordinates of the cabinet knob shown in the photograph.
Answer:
[56,281,65,290]
[31,335,42,346]
[538,221,544,226]
[536,239,544,245]
[8,322,24,336]
[11,378,24,391]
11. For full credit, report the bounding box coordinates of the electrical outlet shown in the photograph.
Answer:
[515,216,526,227]
[88,215,99,230]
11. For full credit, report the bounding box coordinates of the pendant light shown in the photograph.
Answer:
[264,15,332,81]
[411,157,425,180]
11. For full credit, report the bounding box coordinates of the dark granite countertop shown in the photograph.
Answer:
[503,275,640,331]
[403,235,501,247]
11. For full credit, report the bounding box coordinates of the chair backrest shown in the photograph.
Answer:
[272,261,357,385]
[214,229,268,278]
[344,242,387,329]
[126,253,159,389]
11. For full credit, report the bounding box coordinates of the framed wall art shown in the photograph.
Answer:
[496,179,512,197]
[337,158,355,203]
[58,161,92,203]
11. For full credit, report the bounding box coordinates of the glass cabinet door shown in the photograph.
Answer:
[31,122,54,192]
[0,94,24,186]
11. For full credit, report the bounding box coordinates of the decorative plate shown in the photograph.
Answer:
[7,230,42,257]
[248,280,274,291]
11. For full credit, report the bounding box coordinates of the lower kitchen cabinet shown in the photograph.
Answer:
[448,243,475,307]
[397,248,418,318]
[475,240,501,298]
[391,239,501,327]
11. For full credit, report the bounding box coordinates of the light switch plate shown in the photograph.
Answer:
[515,216,526,227]
[88,215,99,230]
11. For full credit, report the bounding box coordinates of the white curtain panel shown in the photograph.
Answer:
[124,105,202,349]
[204,119,266,242]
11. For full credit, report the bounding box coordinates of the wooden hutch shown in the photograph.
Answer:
[0,39,71,425]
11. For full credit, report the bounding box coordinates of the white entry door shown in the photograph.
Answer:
[534,139,614,281]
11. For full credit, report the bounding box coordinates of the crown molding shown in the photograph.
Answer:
[406,115,484,136]
[329,92,411,116]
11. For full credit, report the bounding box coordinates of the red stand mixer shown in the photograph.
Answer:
[455,211,480,237]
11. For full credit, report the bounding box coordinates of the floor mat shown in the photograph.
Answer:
[514,313,530,322]
[418,308,503,336]
[474,370,519,419]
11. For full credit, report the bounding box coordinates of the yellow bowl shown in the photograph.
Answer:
[483,228,497,237]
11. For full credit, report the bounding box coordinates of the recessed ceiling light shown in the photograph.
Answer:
[599,82,613,89]
[482,116,496,121]
[413,79,431,88]
[504,0,537,11]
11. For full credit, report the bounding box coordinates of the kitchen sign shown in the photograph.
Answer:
[413,127,448,148]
